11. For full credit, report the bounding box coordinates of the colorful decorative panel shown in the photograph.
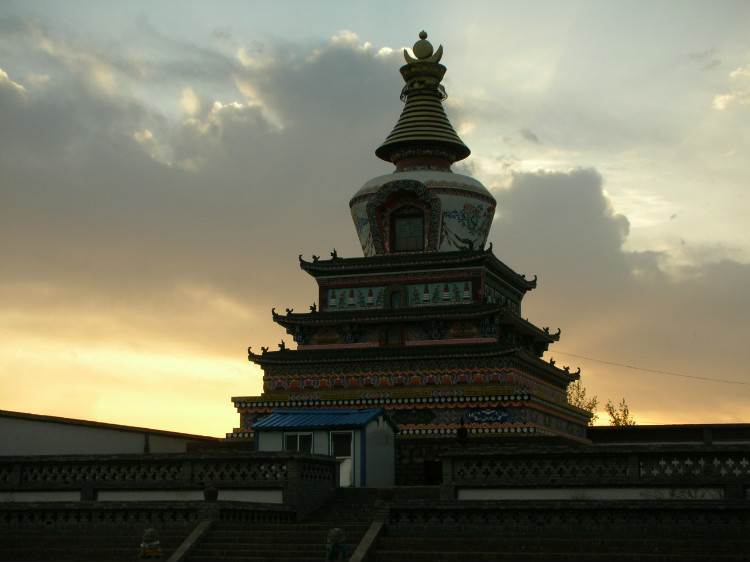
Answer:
[327,281,472,311]
[464,407,513,424]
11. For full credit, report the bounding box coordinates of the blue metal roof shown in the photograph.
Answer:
[251,408,397,431]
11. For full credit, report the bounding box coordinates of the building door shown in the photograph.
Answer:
[330,431,354,487]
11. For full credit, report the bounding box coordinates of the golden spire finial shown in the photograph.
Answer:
[404,30,443,64]
[376,30,469,165]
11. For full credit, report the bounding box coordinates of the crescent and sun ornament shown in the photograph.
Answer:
[403,31,443,64]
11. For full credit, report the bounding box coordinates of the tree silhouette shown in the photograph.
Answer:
[567,380,599,425]
[605,398,636,426]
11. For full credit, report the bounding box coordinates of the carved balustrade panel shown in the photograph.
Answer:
[0,465,13,484]
[639,453,750,479]
[0,504,203,529]
[1,453,342,492]
[217,507,296,525]
[0,502,298,530]
[452,454,628,484]
[386,503,750,539]
[192,460,288,483]
[298,460,337,483]
[19,461,183,485]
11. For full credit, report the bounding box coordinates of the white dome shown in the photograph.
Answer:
[349,170,496,257]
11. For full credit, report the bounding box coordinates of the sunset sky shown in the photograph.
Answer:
[1,0,748,437]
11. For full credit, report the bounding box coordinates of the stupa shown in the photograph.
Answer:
[230,32,591,470]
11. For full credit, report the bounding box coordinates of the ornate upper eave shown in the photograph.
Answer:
[248,340,520,365]
[270,301,559,343]
[274,302,500,325]
[520,348,581,383]
[247,341,577,383]
[298,246,537,292]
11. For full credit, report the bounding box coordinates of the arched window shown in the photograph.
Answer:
[391,206,424,252]
[390,292,402,309]
[385,286,407,310]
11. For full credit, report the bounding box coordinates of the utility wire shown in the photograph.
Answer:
[553,351,749,386]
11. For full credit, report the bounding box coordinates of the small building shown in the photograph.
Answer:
[252,408,397,487]
[0,409,218,456]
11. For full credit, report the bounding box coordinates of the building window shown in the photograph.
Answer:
[392,207,424,252]
[330,432,352,458]
[385,286,408,310]
[284,432,313,453]
[390,292,402,309]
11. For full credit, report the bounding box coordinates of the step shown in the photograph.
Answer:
[190,548,331,558]
[212,522,369,531]
[188,557,324,562]
[0,530,188,561]
[188,522,367,561]
[302,487,379,523]
[203,529,368,542]
[0,535,186,547]
[368,553,749,562]
[374,536,750,554]
[0,547,176,561]
[369,537,750,562]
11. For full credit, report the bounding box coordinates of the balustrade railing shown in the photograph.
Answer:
[0,451,338,513]
[383,500,750,539]
[0,500,297,531]
[441,444,749,500]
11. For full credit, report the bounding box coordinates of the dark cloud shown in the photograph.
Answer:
[492,169,630,282]
[520,128,540,143]
[702,59,722,71]
[488,169,749,422]
[213,26,232,41]
[688,48,715,60]
[0,32,400,360]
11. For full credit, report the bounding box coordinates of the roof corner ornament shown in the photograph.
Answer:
[403,31,443,64]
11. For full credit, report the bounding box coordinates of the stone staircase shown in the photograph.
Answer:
[185,522,370,562]
[0,528,191,561]
[185,487,379,562]
[305,486,380,524]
